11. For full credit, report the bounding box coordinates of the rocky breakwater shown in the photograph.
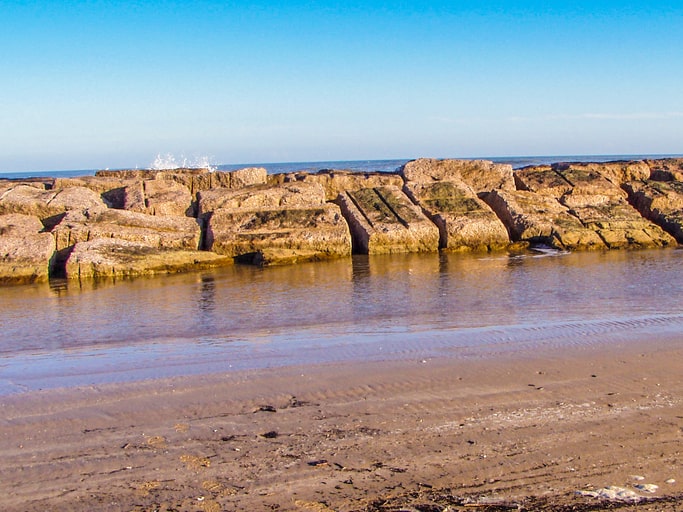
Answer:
[1,158,683,285]
[487,160,676,249]
[198,181,351,265]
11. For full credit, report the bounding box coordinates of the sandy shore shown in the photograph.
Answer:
[1,336,683,511]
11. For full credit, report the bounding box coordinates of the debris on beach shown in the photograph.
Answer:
[634,483,659,493]
[577,485,643,502]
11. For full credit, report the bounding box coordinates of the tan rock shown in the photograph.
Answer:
[553,164,628,198]
[52,209,202,252]
[228,167,268,189]
[0,185,106,222]
[95,169,164,180]
[269,170,404,201]
[0,214,56,284]
[404,180,510,251]
[553,161,650,186]
[336,186,439,254]
[65,238,232,279]
[514,166,573,198]
[52,175,138,194]
[198,182,326,218]
[400,158,515,194]
[161,168,265,194]
[120,179,193,217]
[484,190,605,250]
[204,204,351,264]
[96,167,267,194]
[645,158,683,182]
[559,194,676,249]
[623,180,683,242]
[0,179,50,190]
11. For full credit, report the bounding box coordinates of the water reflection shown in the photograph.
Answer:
[198,275,216,312]
[0,249,682,390]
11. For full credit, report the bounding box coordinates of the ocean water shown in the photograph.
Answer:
[2,154,682,180]
[0,249,682,394]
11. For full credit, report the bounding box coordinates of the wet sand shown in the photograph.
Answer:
[1,336,683,511]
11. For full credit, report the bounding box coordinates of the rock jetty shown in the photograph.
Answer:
[1,158,681,284]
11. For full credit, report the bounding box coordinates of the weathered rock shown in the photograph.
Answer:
[52,175,138,194]
[198,182,326,218]
[51,175,145,211]
[65,238,232,279]
[514,166,573,197]
[560,193,675,249]
[95,169,167,180]
[645,158,683,182]
[403,180,510,251]
[52,209,202,252]
[623,180,683,242]
[553,164,628,198]
[553,161,651,186]
[119,179,193,217]
[0,185,106,224]
[228,167,268,189]
[336,186,440,254]
[96,167,267,194]
[204,204,351,264]
[484,190,605,250]
[0,214,56,284]
[400,158,515,195]
[269,170,404,201]
[517,164,677,249]
[0,179,50,190]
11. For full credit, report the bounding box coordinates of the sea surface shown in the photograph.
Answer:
[1,249,682,395]
[2,154,682,180]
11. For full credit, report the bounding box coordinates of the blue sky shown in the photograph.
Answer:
[1,1,682,172]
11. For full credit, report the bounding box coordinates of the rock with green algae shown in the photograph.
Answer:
[335,185,439,254]
[64,238,233,279]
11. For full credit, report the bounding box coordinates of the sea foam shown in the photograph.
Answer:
[150,153,217,172]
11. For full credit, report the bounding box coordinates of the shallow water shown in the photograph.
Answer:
[1,249,682,394]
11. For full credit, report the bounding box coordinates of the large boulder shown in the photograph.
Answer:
[170,167,266,194]
[645,158,683,182]
[559,193,675,249]
[198,182,326,217]
[0,185,106,225]
[0,214,56,284]
[553,161,651,186]
[518,163,674,249]
[52,175,139,194]
[204,203,351,265]
[52,209,202,252]
[200,181,351,265]
[403,179,510,251]
[623,180,683,242]
[335,186,439,254]
[400,158,515,195]
[64,238,232,279]
[96,167,267,194]
[514,166,573,197]
[51,175,143,210]
[553,164,629,198]
[484,190,605,250]
[0,179,49,190]
[269,169,404,201]
[117,179,193,217]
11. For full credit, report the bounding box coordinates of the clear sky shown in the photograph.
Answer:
[1,0,682,172]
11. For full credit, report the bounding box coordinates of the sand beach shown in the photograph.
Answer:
[2,333,682,511]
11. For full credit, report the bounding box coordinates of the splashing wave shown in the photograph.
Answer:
[150,153,217,172]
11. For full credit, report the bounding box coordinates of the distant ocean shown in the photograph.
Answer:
[2,154,682,180]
